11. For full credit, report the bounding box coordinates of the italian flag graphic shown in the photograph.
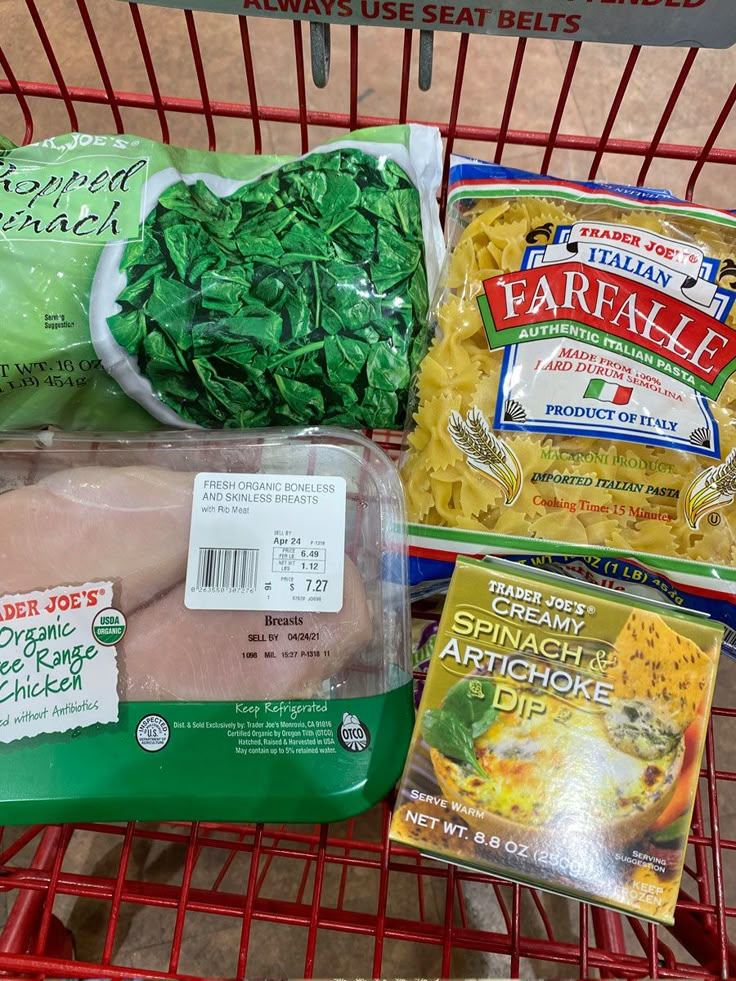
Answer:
[584,378,633,406]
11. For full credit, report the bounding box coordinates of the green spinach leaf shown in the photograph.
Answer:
[325,336,368,385]
[422,709,486,777]
[108,309,146,354]
[367,343,411,393]
[362,387,398,427]
[443,679,498,739]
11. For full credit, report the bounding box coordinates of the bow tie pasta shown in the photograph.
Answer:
[403,160,736,569]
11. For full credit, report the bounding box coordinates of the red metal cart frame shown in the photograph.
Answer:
[0,3,735,977]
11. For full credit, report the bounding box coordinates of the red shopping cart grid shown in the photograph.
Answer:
[2,2,736,978]
[0,705,734,980]
[1,1,735,202]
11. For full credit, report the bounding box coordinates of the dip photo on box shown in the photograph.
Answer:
[390,556,723,924]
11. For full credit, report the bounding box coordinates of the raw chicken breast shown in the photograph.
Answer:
[121,557,373,701]
[0,466,194,610]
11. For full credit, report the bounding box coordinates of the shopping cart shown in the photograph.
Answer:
[0,3,735,978]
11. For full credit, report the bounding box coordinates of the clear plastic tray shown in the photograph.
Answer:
[0,428,411,824]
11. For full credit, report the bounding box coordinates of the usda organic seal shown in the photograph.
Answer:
[92,607,127,646]
[338,712,370,753]
[136,714,170,753]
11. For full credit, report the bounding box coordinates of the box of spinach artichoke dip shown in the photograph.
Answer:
[391,556,723,924]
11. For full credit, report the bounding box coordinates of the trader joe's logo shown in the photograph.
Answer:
[477,221,736,400]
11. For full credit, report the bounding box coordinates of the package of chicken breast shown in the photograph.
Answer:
[0,428,410,823]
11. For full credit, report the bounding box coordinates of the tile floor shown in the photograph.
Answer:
[0,3,735,977]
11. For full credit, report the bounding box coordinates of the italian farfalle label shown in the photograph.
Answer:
[480,220,736,460]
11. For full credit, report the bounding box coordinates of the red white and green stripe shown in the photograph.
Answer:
[584,378,633,405]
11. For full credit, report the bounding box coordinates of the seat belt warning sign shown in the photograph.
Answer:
[119,0,735,48]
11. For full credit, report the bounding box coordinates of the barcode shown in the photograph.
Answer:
[196,547,259,592]
[722,625,736,654]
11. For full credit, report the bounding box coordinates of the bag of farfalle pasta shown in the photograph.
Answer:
[403,158,736,648]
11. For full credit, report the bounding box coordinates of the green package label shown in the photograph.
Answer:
[0,127,442,432]
[0,685,414,824]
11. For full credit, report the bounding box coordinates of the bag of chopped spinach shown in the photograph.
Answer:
[0,126,443,431]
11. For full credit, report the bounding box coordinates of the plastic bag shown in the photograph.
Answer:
[0,126,443,431]
[403,156,736,641]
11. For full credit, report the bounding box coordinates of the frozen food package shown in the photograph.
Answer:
[0,428,411,823]
[0,125,443,432]
[403,156,736,648]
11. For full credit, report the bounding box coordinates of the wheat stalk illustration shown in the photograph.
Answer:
[448,412,504,466]
[684,448,736,529]
[448,406,522,505]
[713,449,736,496]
